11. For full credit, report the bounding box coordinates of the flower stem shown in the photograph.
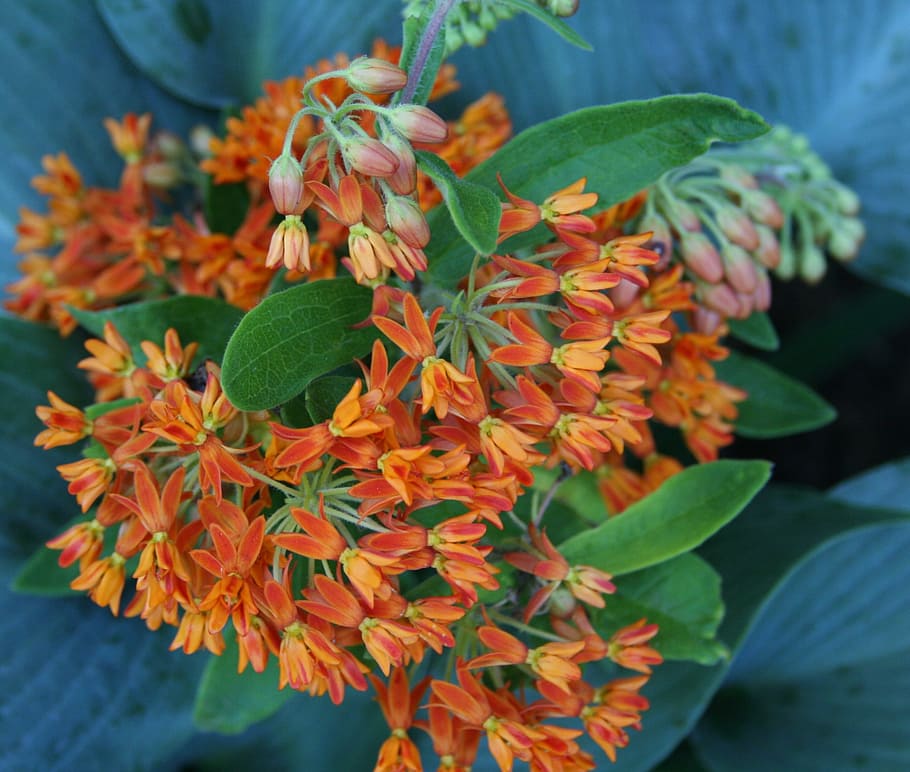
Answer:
[398,0,457,104]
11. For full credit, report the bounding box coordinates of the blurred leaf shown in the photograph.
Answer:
[449,2,910,295]
[203,177,251,235]
[72,296,244,367]
[193,628,293,734]
[427,95,768,287]
[727,312,779,351]
[559,460,771,575]
[691,523,910,771]
[828,455,910,508]
[597,554,728,665]
[95,0,402,108]
[417,150,500,256]
[221,278,377,411]
[396,6,448,106]
[0,1,210,287]
[716,350,836,438]
[0,318,203,771]
[499,0,592,51]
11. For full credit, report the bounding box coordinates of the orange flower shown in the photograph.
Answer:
[608,619,663,674]
[34,391,91,449]
[104,113,152,162]
[46,517,105,569]
[370,668,428,772]
[57,457,115,512]
[79,321,135,378]
[70,551,127,615]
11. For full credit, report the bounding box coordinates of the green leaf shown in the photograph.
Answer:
[221,278,378,411]
[531,467,607,524]
[71,296,244,367]
[203,177,251,235]
[427,94,768,287]
[726,312,779,351]
[715,350,836,438]
[305,375,358,425]
[395,7,448,106]
[597,554,728,665]
[193,628,293,733]
[499,0,592,51]
[417,150,500,256]
[559,460,771,575]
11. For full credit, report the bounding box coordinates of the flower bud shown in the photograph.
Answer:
[743,190,783,228]
[383,133,418,195]
[722,243,758,294]
[698,280,740,318]
[341,137,399,177]
[345,57,408,94]
[608,277,640,310]
[799,243,827,284]
[716,205,759,250]
[189,125,215,158]
[639,212,673,270]
[691,306,723,335]
[753,224,781,269]
[386,105,449,144]
[776,235,797,280]
[720,163,758,190]
[385,195,430,248]
[266,215,310,273]
[268,153,305,215]
[830,181,860,216]
[680,232,723,282]
[142,161,181,189]
[672,199,702,232]
[547,0,580,16]
[829,217,865,261]
[753,267,772,311]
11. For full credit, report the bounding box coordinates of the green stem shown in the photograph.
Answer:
[398,0,458,104]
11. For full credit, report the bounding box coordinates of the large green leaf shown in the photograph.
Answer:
[0,318,204,771]
[558,460,771,575]
[597,554,728,665]
[72,296,244,367]
[220,278,378,411]
[450,2,910,295]
[95,0,401,108]
[716,351,836,438]
[193,628,293,734]
[0,2,210,287]
[426,94,768,286]
[727,312,779,351]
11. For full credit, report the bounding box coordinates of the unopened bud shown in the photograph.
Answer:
[716,205,760,250]
[753,224,781,269]
[461,19,488,47]
[189,125,215,158]
[153,131,185,161]
[753,267,772,311]
[385,196,430,248]
[608,277,640,310]
[799,243,827,284]
[698,280,740,318]
[691,306,723,335]
[671,199,701,232]
[142,161,181,188]
[722,243,758,294]
[743,190,784,228]
[342,136,400,177]
[830,181,860,215]
[776,233,797,280]
[268,153,305,215]
[548,0,580,16]
[345,57,408,94]
[680,232,723,283]
[829,218,865,261]
[386,105,449,144]
[383,133,418,195]
[639,212,673,270]
[547,586,578,617]
[720,163,758,190]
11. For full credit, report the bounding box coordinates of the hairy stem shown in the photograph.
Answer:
[399,0,457,104]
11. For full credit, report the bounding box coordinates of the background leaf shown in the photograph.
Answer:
[95,0,401,109]
[0,1,210,288]
[427,94,768,287]
[559,460,771,575]
[717,351,836,438]
[727,312,779,351]
[446,2,910,295]
[72,296,245,367]
[221,278,378,411]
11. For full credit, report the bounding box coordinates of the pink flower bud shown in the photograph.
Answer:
[743,191,783,228]
[753,225,781,269]
[608,278,640,310]
[383,133,418,195]
[691,306,723,335]
[698,281,740,318]
[680,232,723,282]
[342,137,399,177]
[386,105,449,144]
[345,57,408,94]
[672,200,702,232]
[638,212,673,270]
[716,205,759,250]
[268,153,304,215]
[722,243,758,293]
[720,163,758,190]
[753,267,772,311]
[385,195,430,248]
[733,291,755,319]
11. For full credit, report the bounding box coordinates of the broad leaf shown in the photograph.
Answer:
[72,296,244,367]
[427,95,768,287]
[395,6,449,106]
[221,278,378,411]
[559,460,771,575]
[0,1,209,287]
[691,523,910,771]
[417,151,500,256]
[716,351,836,438]
[95,0,401,108]
[597,554,728,665]
[203,177,252,236]
[193,628,293,734]
[727,312,779,351]
[305,375,359,425]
